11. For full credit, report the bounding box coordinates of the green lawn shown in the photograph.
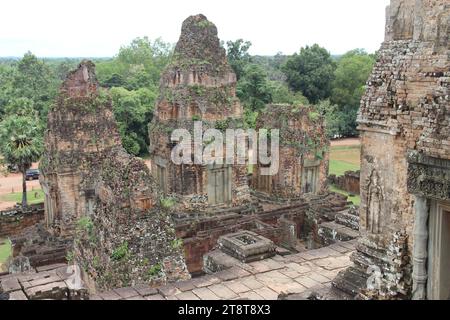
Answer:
[0,189,44,205]
[330,185,361,206]
[0,238,12,265]
[329,145,361,176]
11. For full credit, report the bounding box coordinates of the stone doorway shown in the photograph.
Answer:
[302,160,320,194]
[257,164,271,193]
[155,164,167,194]
[258,175,271,193]
[42,183,54,227]
[207,164,231,205]
[428,201,450,300]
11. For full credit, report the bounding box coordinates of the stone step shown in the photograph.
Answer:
[335,212,360,231]
[332,266,367,297]
[318,221,359,246]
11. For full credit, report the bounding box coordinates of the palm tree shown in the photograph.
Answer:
[0,115,43,207]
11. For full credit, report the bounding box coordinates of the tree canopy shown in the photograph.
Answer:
[328,49,375,136]
[282,44,336,104]
[226,39,252,80]
[0,39,376,165]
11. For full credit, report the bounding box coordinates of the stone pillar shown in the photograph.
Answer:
[412,195,429,300]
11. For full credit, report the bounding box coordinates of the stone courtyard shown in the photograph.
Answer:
[1,240,355,300]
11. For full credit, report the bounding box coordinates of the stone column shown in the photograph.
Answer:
[412,195,429,300]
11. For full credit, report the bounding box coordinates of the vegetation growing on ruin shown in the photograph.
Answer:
[171,238,183,250]
[146,263,163,278]
[65,250,75,263]
[76,216,94,234]
[196,19,214,28]
[111,241,130,261]
[75,216,98,245]
[160,196,176,210]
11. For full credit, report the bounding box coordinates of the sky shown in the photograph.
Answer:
[0,0,391,58]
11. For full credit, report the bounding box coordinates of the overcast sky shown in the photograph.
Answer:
[0,0,391,57]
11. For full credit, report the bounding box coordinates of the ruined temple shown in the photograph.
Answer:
[334,0,450,300]
[1,13,387,301]
[252,104,329,198]
[149,14,250,209]
[40,61,189,291]
[40,61,122,236]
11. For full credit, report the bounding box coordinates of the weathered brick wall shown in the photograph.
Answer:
[328,171,360,195]
[0,206,44,238]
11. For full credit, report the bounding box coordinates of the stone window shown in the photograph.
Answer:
[207,164,231,205]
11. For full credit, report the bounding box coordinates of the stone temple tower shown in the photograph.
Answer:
[40,61,123,236]
[252,104,329,199]
[333,0,449,300]
[149,14,250,209]
[40,61,189,291]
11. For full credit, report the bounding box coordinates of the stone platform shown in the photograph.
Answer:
[0,263,87,300]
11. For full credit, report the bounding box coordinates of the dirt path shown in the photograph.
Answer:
[330,137,360,147]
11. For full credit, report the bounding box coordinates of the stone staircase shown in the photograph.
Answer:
[318,206,360,246]
[331,266,368,297]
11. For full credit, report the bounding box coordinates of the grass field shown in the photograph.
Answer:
[0,189,44,205]
[329,145,361,176]
[329,144,361,206]
[0,238,12,266]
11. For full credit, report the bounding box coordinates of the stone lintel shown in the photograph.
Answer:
[407,151,450,201]
[356,125,400,136]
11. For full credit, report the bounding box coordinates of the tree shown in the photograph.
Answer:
[12,52,57,119]
[3,97,37,117]
[330,49,375,136]
[237,64,273,112]
[54,59,77,81]
[96,37,172,90]
[110,87,156,155]
[95,37,171,155]
[270,82,309,105]
[0,64,14,120]
[0,115,43,207]
[282,44,336,103]
[315,100,343,138]
[226,39,252,80]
